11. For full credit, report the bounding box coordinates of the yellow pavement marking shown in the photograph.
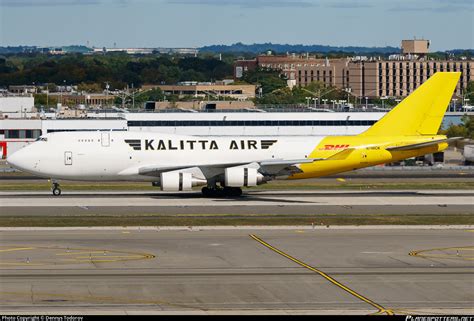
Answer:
[60,259,140,263]
[409,246,474,261]
[0,245,155,267]
[0,247,35,253]
[0,262,45,266]
[250,234,394,316]
[72,255,145,259]
[56,251,107,256]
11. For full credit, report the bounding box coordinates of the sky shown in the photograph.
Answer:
[0,0,473,51]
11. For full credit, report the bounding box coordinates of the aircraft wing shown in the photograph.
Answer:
[386,137,461,151]
[258,158,323,176]
[138,162,246,177]
[137,158,322,177]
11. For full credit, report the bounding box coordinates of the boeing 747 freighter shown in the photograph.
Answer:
[7,72,461,197]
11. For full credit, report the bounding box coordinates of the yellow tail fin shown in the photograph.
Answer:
[360,72,461,136]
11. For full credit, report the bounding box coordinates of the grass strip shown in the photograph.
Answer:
[1,214,473,227]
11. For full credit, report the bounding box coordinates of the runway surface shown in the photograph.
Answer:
[0,228,473,314]
[1,190,473,216]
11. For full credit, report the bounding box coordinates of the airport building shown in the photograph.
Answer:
[143,83,257,101]
[347,58,472,99]
[8,85,38,94]
[0,96,35,114]
[48,92,115,107]
[234,39,473,98]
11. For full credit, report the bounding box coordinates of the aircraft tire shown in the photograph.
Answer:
[223,187,243,197]
[52,187,61,196]
[201,187,214,197]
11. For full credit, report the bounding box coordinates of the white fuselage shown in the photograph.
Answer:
[7,131,322,182]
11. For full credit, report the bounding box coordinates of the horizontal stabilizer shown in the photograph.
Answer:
[386,137,461,151]
[326,148,355,160]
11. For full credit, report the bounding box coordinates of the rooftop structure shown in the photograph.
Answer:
[0,96,35,114]
[143,83,257,101]
[401,39,430,56]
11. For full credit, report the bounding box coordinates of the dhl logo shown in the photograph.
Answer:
[320,144,350,150]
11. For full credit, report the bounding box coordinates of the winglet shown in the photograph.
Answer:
[360,72,461,137]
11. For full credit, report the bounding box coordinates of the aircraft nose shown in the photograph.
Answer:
[6,149,29,171]
[6,151,19,167]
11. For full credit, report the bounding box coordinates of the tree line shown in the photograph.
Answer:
[0,53,233,90]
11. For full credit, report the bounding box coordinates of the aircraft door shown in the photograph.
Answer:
[101,132,110,147]
[64,151,73,166]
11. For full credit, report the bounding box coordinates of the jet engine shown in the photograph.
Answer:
[160,172,207,191]
[224,167,264,187]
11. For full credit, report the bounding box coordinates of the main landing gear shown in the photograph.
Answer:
[51,181,61,196]
[201,186,243,197]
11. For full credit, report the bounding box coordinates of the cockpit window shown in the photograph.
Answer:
[35,137,48,142]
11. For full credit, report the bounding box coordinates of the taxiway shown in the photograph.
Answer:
[0,228,472,314]
[1,190,473,216]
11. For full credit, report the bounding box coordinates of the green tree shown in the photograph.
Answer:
[0,53,237,87]
[33,93,58,107]
[242,67,287,94]
[440,115,474,139]
[77,82,103,93]
[461,115,474,139]
[145,88,165,101]
[465,81,474,104]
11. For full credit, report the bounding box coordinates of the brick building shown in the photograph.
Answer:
[234,40,473,99]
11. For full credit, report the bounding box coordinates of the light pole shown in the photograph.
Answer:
[305,96,311,108]
[462,91,473,107]
[45,83,49,108]
[322,99,328,106]
[365,96,368,109]
[301,87,338,106]
[381,96,388,109]
[464,98,470,111]
[312,97,318,108]
[105,82,110,118]
[344,87,351,105]
[131,83,135,109]
[60,80,66,106]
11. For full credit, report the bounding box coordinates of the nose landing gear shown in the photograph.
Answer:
[51,182,61,196]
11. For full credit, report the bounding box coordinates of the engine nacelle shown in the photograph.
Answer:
[160,172,206,191]
[225,167,263,187]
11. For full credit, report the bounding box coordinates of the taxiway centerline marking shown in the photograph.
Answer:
[249,234,394,316]
[0,247,35,253]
